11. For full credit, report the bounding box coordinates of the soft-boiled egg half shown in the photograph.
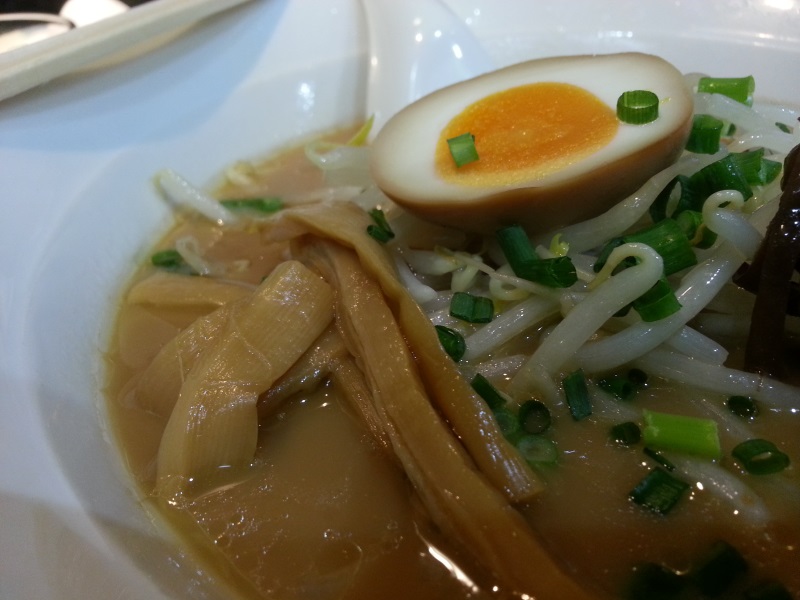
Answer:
[370,53,693,234]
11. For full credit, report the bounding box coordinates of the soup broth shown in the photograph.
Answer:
[106,118,800,599]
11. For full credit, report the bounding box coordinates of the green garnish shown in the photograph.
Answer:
[449,291,494,323]
[697,75,755,106]
[562,369,591,421]
[617,90,660,124]
[470,373,508,411]
[220,197,283,214]
[685,114,724,154]
[447,132,479,167]
[435,325,466,362]
[732,439,790,475]
[610,421,642,446]
[496,225,577,288]
[366,208,395,243]
[642,409,722,459]
[629,467,690,515]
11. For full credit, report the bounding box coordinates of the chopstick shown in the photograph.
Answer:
[0,0,256,104]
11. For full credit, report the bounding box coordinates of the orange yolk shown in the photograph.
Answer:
[436,82,619,187]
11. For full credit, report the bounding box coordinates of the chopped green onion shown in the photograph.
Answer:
[626,562,685,600]
[729,148,781,187]
[496,225,577,287]
[629,467,690,515]
[691,540,748,596]
[624,218,698,276]
[610,421,642,446]
[366,208,395,244]
[449,291,494,323]
[675,210,717,249]
[775,121,793,134]
[632,277,682,322]
[686,114,724,154]
[727,395,759,419]
[744,580,794,600]
[151,248,187,271]
[516,434,559,466]
[518,400,552,434]
[562,369,591,421]
[689,154,753,201]
[599,369,647,401]
[644,447,676,472]
[760,158,783,185]
[697,75,755,106]
[435,325,466,362]
[496,224,539,274]
[617,90,660,124]
[523,256,578,288]
[220,197,283,214]
[649,175,701,222]
[642,409,722,459]
[470,373,508,411]
[595,219,697,276]
[493,406,521,439]
[732,439,790,475]
[447,132,479,167]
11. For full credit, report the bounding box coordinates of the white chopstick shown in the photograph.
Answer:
[0,0,257,104]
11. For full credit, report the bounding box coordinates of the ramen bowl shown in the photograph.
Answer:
[0,1,798,598]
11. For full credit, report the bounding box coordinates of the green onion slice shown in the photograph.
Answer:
[496,225,577,288]
[610,421,642,446]
[435,325,466,362]
[697,75,755,106]
[629,467,690,515]
[449,291,494,323]
[516,434,558,466]
[220,197,283,214]
[151,248,185,270]
[727,395,759,419]
[594,219,697,277]
[642,409,722,459]
[617,90,660,124]
[649,174,702,223]
[366,208,395,244]
[632,277,682,322]
[447,132,479,167]
[685,114,724,154]
[563,369,591,421]
[518,400,552,434]
[675,210,717,249]
[493,406,521,440]
[689,154,753,200]
[470,373,508,411]
[732,439,790,475]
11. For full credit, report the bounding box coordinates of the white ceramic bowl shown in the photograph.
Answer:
[1,1,798,598]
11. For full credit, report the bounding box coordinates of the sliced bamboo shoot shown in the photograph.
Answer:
[280,202,542,502]
[306,241,596,599]
[156,260,334,498]
[127,271,254,309]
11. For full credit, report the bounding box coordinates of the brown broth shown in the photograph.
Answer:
[105,131,800,599]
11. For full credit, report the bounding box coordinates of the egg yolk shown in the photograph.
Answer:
[436,82,619,187]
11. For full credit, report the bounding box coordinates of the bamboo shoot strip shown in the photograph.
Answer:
[306,240,597,599]
[280,202,542,502]
[156,261,334,498]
